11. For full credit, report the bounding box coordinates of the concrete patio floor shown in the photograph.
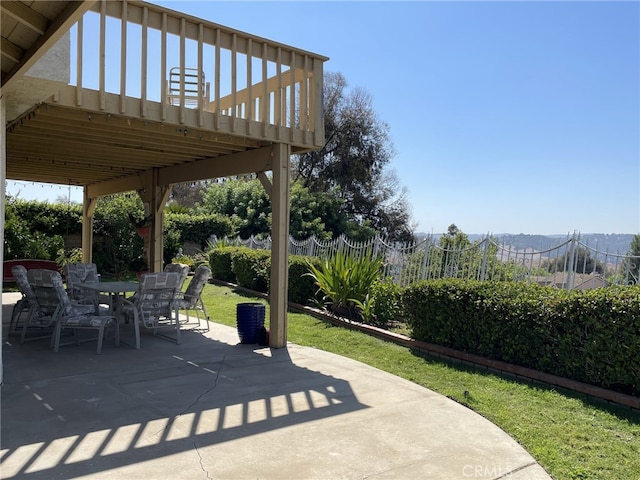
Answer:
[1,292,551,479]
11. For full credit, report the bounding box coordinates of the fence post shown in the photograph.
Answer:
[421,238,431,282]
[566,233,578,290]
[480,236,489,281]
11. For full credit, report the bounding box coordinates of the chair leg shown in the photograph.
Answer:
[200,302,210,331]
[9,303,23,332]
[96,325,105,355]
[175,309,182,345]
[20,320,28,344]
[53,323,62,352]
[114,319,120,347]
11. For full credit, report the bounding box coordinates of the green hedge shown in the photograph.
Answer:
[289,255,321,305]
[402,279,639,395]
[231,249,271,292]
[209,247,242,282]
[4,198,235,275]
[208,247,321,305]
[165,213,234,248]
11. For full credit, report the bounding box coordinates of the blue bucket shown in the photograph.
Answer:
[236,303,265,344]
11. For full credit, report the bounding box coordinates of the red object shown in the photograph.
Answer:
[136,226,150,238]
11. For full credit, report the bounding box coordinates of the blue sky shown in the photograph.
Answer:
[7,1,639,235]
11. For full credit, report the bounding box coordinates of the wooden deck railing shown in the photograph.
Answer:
[65,0,327,150]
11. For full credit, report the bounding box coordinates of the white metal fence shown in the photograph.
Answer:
[210,233,639,290]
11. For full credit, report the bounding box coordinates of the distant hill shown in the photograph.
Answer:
[495,234,635,254]
[415,233,637,254]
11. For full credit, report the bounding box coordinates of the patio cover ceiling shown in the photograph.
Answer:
[5,102,272,190]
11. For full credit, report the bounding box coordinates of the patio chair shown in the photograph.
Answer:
[166,67,209,107]
[174,264,211,331]
[10,265,42,333]
[26,269,118,354]
[121,271,182,345]
[127,263,189,306]
[164,262,191,290]
[64,262,106,311]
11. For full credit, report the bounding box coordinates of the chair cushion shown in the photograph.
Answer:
[64,315,115,328]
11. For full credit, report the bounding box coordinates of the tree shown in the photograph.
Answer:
[542,246,604,274]
[290,182,345,240]
[92,193,146,277]
[3,196,65,260]
[440,224,469,249]
[624,234,640,284]
[197,177,377,240]
[198,178,271,238]
[293,72,414,242]
[169,180,214,209]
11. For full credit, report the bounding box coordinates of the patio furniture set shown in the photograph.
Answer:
[8,262,212,354]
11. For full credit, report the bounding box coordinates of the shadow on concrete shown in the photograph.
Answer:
[1,296,368,479]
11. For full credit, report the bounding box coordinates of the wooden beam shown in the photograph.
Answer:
[2,1,93,89]
[257,171,272,199]
[157,145,273,185]
[1,37,23,63]
[86,172,150,199]
[1,1,49,35]
[85,145,273,199]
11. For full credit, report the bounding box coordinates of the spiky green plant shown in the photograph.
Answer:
[305,249,383,317]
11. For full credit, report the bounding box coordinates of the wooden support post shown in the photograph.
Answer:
[81,192,97,262]
[1,93,6,383]
[136,169,171,272]
[269,143,291,348]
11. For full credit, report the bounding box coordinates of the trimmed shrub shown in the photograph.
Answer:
[232,249,271,292]
[165,213,234,248]
[371,280,402,327]
[402,279,639,395]
[209,246,243,282]
[546,286,640,392]
[289,255,321,305]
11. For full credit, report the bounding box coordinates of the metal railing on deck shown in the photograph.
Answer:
[67,0,327,148]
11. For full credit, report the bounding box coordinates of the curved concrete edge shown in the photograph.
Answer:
[275,340,553,480]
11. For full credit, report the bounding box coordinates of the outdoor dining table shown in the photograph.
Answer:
[77,281,140,349]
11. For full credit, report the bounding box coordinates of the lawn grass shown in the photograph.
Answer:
[200,282,640,480]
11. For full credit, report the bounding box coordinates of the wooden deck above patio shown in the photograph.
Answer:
[3,0,327,196]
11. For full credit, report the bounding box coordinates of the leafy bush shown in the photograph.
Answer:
[57,247,83,268]
[288,255,321,305]
[165,213,234,248]
[402,279,639,395]
[209,246,243,282]
[93,193,143,277]
[163,228,183,266]
[172,253,195,269]
[545,286,640,391]
[208,247,320,304]
[232,249,271,291]
[370,280,402,327]
[4,198,73,260]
